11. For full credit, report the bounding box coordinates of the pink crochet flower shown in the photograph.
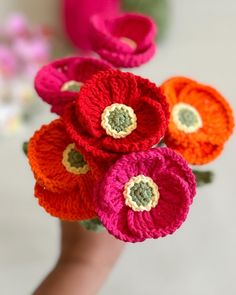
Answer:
[62,0,120,50]
[34,57,112,115]
[90,13,157,68]
[95,147,196,242]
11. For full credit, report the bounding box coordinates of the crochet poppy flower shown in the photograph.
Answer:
[34,56,112,115]
[90,13,156,67]
[62,0,120,50]
[63,69,169,172]
[161,77,234,164]
[95,147,196,242]
[28,119,96,220]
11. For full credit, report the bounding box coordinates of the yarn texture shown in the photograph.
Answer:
[161,77,234,164]
[34,57,112,115]
[35,183,96,221]
[25,51,234,242]
[90,13,156,67]
[63,69,169,172]
[62,0,120,50]
[28,119,96,220]
[95,147,196,242]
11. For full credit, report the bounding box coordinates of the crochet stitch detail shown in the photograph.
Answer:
[90,13,156,67]
[63,69,169,173]
[123,175,159,211]
[101,103,137,138]
[172,103,202,133]
[34,56,112,115]
[62,143,89,175]
[95,147,196,242]
[35,183,96,221]
[161,76,234,164]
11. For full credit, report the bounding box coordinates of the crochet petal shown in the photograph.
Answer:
[35,57,112,115]
[76,70,139,137]
[128,172,191,239]
[35,183,96,221]
[102,96,167,152]
[179,83,234,145]
[162,76,234,164]
[90,13,157,67]
[165,138,224,165]
[95,148,196,242]
[28,119,92,192]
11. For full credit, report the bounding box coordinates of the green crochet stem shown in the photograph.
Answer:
[23,141,29,156]
[121,0,170,40]
[193,170,214,187]
[80,218,104,232]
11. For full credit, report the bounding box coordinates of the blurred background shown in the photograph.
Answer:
[0,0,236,294]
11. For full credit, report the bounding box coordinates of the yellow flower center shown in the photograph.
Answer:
[62,143,89,174]
[123,175,160,212]
[172,103,203,133]
[101,103,137,138]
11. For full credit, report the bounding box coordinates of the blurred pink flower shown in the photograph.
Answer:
[4,13,29,38]
[0,45,17,77]
[13,38,50,64]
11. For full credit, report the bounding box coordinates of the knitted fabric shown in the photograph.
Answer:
[90,13,156,67]
[161,77,234,164]
[94,147,196,243]
[34,57,112,115]
[62,0,120,50]
[35,183,96,221]
[63,69,169,173]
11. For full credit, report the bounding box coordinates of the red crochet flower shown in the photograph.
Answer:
[63,70,169,172]
[90,13,156,67]
[95,148,196,242]
[34,56,112,115]
[28,119,96,220]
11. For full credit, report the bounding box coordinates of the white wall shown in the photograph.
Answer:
[0,0,60,28]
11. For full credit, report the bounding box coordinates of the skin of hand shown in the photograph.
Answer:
[33,221,124,295]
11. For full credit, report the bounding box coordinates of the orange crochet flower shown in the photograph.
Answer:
[34,183,95,221]
[28,119,96,220]
[161,77,234,164]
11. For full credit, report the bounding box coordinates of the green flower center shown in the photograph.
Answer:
[178,108,199,127]
[62,143,89,175]
[123,175,160,212]
[101,103,137,138]
[129,181,154,207]
[107,107,132,133]
[67,149,87,168]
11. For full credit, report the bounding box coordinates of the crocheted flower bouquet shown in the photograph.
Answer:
[25,14,234,243]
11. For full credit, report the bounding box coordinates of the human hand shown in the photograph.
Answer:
[33,221,124,295]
